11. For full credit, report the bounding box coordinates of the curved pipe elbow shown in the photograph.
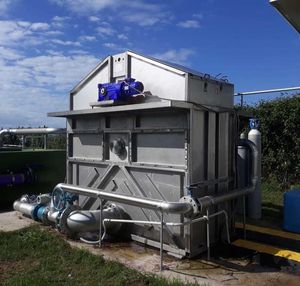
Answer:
[55,183,194,216]
[158,201,193,215]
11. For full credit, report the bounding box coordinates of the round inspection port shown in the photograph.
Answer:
[109,138,126,157]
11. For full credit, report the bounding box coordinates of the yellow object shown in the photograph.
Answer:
[233,239,300,262]
[235,222,300,241]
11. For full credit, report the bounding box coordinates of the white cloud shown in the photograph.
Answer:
[117,34,128,40]
[79,35,96,42]
[52,15,71,28]
[0,49,100,127]
[30,22,50,31]
[121,12,161,27]
[177,20,200,29]
[50,0,171,26]
[152,49,194,65]
[96,25,115,36]
[193,13,203,19]
[89,16,100,22]
[46,49,63,56]
[103,42,118,49]
[52,16,71,22]
[44,30,64,36]
[52,39,81,46]
[0,46,23,60]
[50,0,117,14]
[0,21,33,45]
[0,0,18,15]
[0,20,66,47]
[68,49,89,55]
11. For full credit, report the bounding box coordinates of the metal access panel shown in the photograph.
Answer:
[61,101,235,257]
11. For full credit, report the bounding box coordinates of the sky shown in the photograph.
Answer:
[0,0,299,128]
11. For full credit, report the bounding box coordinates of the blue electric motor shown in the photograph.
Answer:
[98,78,144,102]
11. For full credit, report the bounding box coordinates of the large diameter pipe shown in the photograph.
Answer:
[55,183,193,215]
[67,205,125,233]
[13,200,36,217]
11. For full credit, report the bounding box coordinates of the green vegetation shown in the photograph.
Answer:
[261,178,284,219]
[238,96,300,189]
[237,96,300,219]
[0,226,198,286]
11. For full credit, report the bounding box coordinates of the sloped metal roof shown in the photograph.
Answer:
[70,50,230,94]
[270,0,300,33]
[129,50,225,82]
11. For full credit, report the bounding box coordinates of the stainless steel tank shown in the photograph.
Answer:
[49,51,237,257]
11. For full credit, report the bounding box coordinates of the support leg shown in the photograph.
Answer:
[243,195,246,239]
[206,209,210,260]
[160,212,164,271]
[99,198,103,247]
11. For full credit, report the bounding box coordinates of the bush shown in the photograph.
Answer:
[237,96,300,188]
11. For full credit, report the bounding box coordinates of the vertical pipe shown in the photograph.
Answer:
[22,135,25,149]
[243,195,246,239]
[223,211,231,244]
[206,209,210,260]
[99,198,103,247]
[160,212,164,271]
[44,134,48,150]
[248,119,262,219]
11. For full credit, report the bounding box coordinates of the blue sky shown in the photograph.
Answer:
[0,0,299,127]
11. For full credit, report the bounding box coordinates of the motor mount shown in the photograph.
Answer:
[98,78,144,102]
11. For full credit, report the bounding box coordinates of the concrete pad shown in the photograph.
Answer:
[0,211,35,232]
[68,239,300,286]
[1,211,300,285]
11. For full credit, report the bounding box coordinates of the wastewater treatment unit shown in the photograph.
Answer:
[0,128,66,208]
[13,51,262,269]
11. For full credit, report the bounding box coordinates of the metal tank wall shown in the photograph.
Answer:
[63,106,235,257]
[50,51,236,257]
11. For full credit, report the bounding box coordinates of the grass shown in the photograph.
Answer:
[261,178,300,220]
[0,226,199,286]
[261,178,284,219]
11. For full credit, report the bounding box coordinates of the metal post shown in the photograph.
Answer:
[44,134,48,149]
[241,95,244,107]
[243,195,246,239]
[99,198,103,247]
[160,212,164,271]
[206,209,210,260]
[22,135,25,149]
[223,211,231,244]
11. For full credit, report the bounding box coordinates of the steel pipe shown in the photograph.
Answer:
[66,204,125,233]
[13,200,36,217]
[55,183,193,215]
[102,209,231,270]
[197,183,255,211]
[197,138,259,211]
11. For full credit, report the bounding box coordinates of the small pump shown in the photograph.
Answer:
[98,78,144,102]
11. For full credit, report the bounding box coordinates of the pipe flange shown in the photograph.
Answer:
[179,196,199,217]
[40,206,51,225]
[58,205,81,236]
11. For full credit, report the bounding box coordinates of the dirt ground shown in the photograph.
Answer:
[0,211,36,232]
[1,211,300,286]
